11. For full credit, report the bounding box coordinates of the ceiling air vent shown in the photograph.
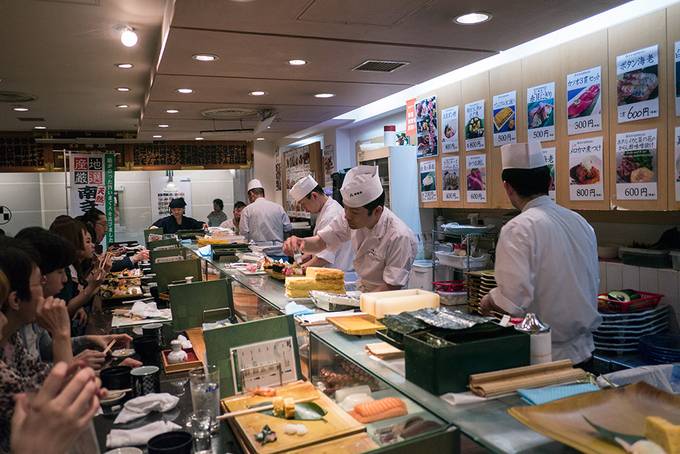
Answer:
[17,117,45,122]
[201,107,259,120]
[0,91,38,103]
[352,60,409,73]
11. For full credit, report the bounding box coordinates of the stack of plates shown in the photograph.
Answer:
[639,334,680,364]
[593,305,670,353]
[466,270,495,313]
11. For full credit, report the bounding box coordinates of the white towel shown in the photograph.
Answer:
[176,334,193,349]
[106,420,182,448]
[130,301,163,318]
[114,393,179,424]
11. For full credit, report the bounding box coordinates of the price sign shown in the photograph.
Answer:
[566,66,602,135]
[441,156,460,202]
[616,45,659,123]
[465,154,487,203]
[568,137,604,201]
[492,91,516,147]
[615,129,658,201]
[527,82,555,142]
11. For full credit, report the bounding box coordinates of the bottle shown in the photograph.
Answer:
[167,340,188,364]
[384,125,397,146]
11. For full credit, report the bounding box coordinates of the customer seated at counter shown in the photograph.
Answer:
[152,197,207,234]
[207,198,228,227]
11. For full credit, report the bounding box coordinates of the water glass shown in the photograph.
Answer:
[189,365,220,430]
[187,410,213,453]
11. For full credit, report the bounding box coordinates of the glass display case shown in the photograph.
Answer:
[309,329,458,452]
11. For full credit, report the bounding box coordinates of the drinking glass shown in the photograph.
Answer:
[187,410,213,453]
[189,365,220,431]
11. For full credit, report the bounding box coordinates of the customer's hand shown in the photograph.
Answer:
[85,268,104,294]
[74,349,107,370]
[73,307,88,326]
[10,362,101,454]
[36,297,71,339]
[119,357,143,368]
[89,333,133,350]
[131,249,149,264]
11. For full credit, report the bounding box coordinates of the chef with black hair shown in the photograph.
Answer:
[151,197,206,234]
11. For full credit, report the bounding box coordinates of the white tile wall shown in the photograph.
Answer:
[598,262,607,293]
[605,262,623,291]
[621,265,640,290]
[639,267,659,293]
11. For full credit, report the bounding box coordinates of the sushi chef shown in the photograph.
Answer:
[283,166,417,292]
[288,175,354,272]
[239,179,292,243]
[151,197,206,234]
[480,142,601,368]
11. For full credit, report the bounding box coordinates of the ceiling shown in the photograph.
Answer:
[0,0,630,142]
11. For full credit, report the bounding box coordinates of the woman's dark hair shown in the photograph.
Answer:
[49,218,87,252]
[0,236,38,302]
[16,227,76,274]
[304,185,325,199]
[213,198,224,210]
[363,191,386,215]
[501,166,551,198]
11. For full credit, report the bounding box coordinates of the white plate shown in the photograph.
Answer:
[111,348,135,358]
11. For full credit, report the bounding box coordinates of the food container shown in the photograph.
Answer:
[619,247,671,268]
[437,291,467,306]
[435,251,489,269]
[670,250,680,271]
[597,290,664,313]
[408,260,433,291]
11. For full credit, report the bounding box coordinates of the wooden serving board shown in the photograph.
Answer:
[327,314,386,336]
[286,433,378,454]
[221,381,365,454]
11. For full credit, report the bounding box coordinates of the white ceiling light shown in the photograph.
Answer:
[256,137,265,141]
[454,12,492,25]
[12,106,29,112]
[192,54,219,62]
[249,90,267,96]
[115,63,134,69]
[116,104,129,109]
[116,87,131,92]
[153,135,162,138]
[288,59,307,66]
[176,88,193,94]
[166,109,179,114]
[158,124,169,128]
[34,126,46,130]
[120,26,138,47]
[195,137,204,141]
[314,93,335,98]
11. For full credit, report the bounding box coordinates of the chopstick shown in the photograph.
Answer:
[217,396,318,420]
[102,339,117,355]
[99,252,111,271]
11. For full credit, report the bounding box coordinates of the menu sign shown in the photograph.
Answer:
[527,82,555,141]
[566,66,602,135]
[466,154,487,203]
[616,45,659,123]
[675,41,680,115]
[675,127,680,202]
[441,156,460,202]
[441,106,459,153]
[406,98,417,141]
[542,146,556,200]
[69,152,115,241]
[464,100,485,151]
[568,137,604,201]
[616,129,658,201]
[419,160,437,202]
[416,97,438,158]
[492,91,517,147]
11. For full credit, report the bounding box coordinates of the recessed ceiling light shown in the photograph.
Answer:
[120,26,138,47]
[314,93,335,98]
[176,88,193,94]
[115,63,134,69]
[195,137,204,141]
[256,137,265,141]
[153,135,162,138]
[158,124,169,128]
[192,54,219,62]
[116,87,131,92]
[34,126,46,130]
[116,104,129,109]
[12,106,29,112]
[249,90,267,96]
[454,12,491,25]
[166,109,179,114]
[288,59,307,66]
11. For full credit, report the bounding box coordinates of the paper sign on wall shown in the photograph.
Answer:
[419,160,437,202]
[464,100,485,151]
[406,98,417,140]
[527,82,555,142]
[675,41,680,116]
[568,137,604,201]
[441,106,459,153]
[441,156,460,202]
[466,154,487,203]
[675,127,680,202]
[416,97,438,158]
[615,129,658,201]
[616,45,659,123]
[567,66,602,135]
[492,91,517,147]
[542,147,556,200]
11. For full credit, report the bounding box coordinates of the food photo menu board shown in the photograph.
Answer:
[542,147,557,200]
[615,129,658,201]
[464,100,485,151]
[441,106,459,153]
[416,97,438,158]
[567,66,602,135]
[419,160,437,203]
[616,45,660,123]
[466,154,487,203]
[569,137,604,201]
[441,156,460,202]
[492,91,517,147]
[527,82,556,142]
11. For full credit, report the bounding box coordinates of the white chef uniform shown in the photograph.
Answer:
[489,143,601,364]
[289,176,354,271]
[240,179,292,243]
[316,166,417,292]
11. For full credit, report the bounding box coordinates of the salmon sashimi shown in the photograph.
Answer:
[349,397,407,424]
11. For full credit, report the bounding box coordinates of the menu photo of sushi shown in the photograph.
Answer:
[464,100,485,151]
[442,156,460,202]
[441,106,459,153]
[416,96,438,158]
[527,82,555,141]
[492,90,517,147]
[466,154,487,203]
[567,66,602,135]
[616,45,659,123]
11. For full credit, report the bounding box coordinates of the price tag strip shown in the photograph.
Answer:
[230,336,298,393]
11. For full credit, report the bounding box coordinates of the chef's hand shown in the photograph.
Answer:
[283,236,305,256]
[480,293,504,316]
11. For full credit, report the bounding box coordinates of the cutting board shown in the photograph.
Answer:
[286,433,378,454]
[221,381,365,454]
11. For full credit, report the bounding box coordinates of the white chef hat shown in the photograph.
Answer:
[247,179,263,191]
[340,165,383,208]
[289,175,318,202]
[501,142,547,170]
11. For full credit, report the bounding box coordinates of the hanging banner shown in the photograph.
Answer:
[568,137,604,201]
[675,127,680,202]
[149,175,192,220]
[464,100,485,151]
[416,97,438,158]
[466,154,487,203]
[69,152,106,216]
[527,82,555,142]
[615,129,658,201]
[441,106,459,153]
[492,91,516,147]
[567,66,602,135]
[419,160,437,202]
[104,154,115,243]
[322,144,335,188]
[406,98,417,142]
[441,156,460,202]
[675,41,680,115]
[616,45,659,123]
[275,151,282,192]
[542,146,556,201]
